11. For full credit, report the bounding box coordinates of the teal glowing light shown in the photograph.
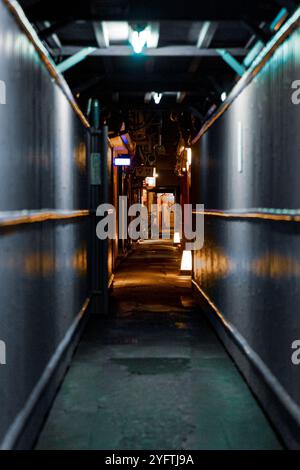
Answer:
[57,47,96,73]
[250,6,300,72]
[270,7,288,32]
[217,49,246,77]
[130,29,148,54]
[243,41,264,68]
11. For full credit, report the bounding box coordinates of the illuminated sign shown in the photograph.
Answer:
[145,177,156,187]
[114,156,131,167]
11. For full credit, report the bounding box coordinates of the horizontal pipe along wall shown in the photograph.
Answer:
[192,24,300,448]
[0,2,91,448]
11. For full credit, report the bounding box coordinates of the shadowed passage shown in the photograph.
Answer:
[36,240,282,450]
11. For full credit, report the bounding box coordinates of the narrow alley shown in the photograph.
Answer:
[36,241,281,450]
[1,0,300,459]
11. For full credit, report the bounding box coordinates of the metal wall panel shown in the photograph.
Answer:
[0,2,90,444]
[192,25,300,446]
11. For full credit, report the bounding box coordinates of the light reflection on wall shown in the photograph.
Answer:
[4,30,14,56]
[24,252,56,276]
[21,243,87,278]
[226,91,253,210]
[251,253,300,279]
[71,243,88,277]
[194,243,232,285]
[54,90,73,209]
[75,142,87,173]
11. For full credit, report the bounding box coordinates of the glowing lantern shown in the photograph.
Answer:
[181,250,192,272]
[174,232,181,244]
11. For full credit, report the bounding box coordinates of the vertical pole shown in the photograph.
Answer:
[181,170,189,240]
[87,99,109,315]
[101,125,109,316]
[88,127,102,314]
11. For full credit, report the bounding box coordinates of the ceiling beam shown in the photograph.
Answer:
[39,19,74,40]
[41,21,61,48]
[189,21,218,73]
[176,92,187,103]
[57,47,97,73]
[196,21,218,48]
[92,21,114,76]
[53,45,247,58]
[217,49,246,76]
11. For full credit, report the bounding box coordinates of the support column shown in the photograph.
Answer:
[87,99,109,315]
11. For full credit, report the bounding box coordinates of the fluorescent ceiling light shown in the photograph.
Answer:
[147,23,160,48]
[130,29,148,53]
[129,24,160,54]
[102,22,129,43]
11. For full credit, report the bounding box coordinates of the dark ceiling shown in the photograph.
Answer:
[18,1,289,21]
[18,0,298,148]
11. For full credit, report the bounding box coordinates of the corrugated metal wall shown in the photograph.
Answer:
[0,2,90,446]
[192,24,300,448]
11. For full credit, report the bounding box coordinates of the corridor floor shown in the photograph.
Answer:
[36,240,282,450]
